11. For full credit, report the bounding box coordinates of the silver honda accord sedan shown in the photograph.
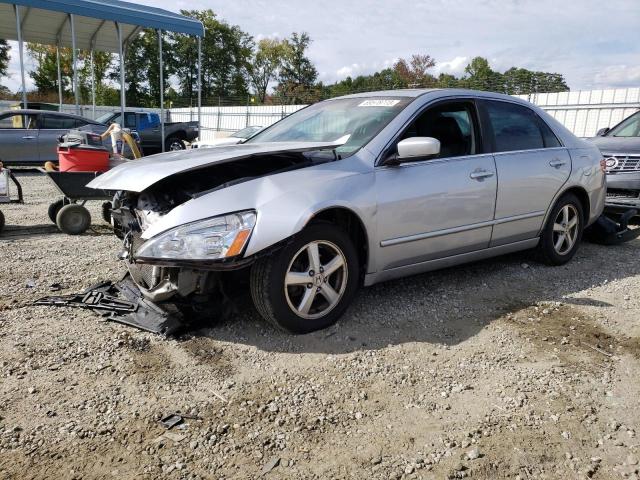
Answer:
[89,89,606,333]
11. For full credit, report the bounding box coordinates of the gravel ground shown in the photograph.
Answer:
[1,172,640,480]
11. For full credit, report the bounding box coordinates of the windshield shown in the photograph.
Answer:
[231,126,262,139]
[246,97,412,156]
[95,112,115,124]
[608,111,640,137]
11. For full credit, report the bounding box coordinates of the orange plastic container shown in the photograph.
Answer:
[58,146,110,172]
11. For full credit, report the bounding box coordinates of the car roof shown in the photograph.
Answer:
[1,109,99,122]
[330,88,537,105]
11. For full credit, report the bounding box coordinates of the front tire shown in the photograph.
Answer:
[250,223,359,333]
[165,137,185,151]
[538,193,584,265]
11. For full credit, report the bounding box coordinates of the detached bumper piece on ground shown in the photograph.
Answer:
[586,209,640,245]
[34,275,184,336]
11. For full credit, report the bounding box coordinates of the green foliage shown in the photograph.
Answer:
[249,38,288,103]
[170,10,253,104]
[0,39,10,81]
[322,55,569,97]
[276,32,319,103]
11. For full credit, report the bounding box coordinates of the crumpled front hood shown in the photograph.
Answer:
[589,136,640,155]
[87,141,342,192]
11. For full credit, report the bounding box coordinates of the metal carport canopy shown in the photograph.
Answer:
[0,0,204,52]
[0,0,204,152]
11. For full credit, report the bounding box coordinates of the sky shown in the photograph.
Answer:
[3,0,640,93]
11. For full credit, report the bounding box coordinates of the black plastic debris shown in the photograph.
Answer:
[34,274,184,336]
[160,414,184,430]
[585,210,640,246]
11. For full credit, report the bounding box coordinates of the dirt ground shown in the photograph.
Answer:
[1,172,639,480]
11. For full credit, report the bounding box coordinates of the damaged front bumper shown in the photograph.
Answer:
[35,275,185,335]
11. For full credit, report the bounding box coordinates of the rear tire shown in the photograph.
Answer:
[0,210,5,233]
[56,204,91,235]
[250,223,359,334]
[538,193,584,265]
[48,198,70,224]
[165,137,185,151]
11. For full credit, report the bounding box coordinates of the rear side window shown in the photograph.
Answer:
[484,101,560,152]
[41,115,78,129]
[0,113,37,129]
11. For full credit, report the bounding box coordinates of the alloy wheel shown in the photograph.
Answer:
[552,204,579,255]
[284,240,348,320]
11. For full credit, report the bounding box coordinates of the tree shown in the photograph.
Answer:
[393,54,436,87]
[249,38,287,103]
[109,32,151,107]
[27,44,74,98]
[462,56,503,91]
[276,32,318,103]
[79,50,113,104]
[0,39,10,80]
[170,10,253,104]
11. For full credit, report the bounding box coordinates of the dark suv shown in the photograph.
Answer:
[590,110,640,213]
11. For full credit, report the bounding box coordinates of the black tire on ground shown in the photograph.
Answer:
[250,223,360,334]
[165,136,185,151]
[101,201,112,224]
[47,198,70,224]
[0,209,5,233]
[56,204,91,235]
[538,193,584,265]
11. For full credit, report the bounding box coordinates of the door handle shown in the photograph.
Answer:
[470,169,494,180]
[549,158,566,168]
[22,135,36,140]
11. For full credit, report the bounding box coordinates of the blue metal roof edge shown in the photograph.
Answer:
[7,0,204,36]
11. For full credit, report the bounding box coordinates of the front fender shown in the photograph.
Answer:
[140,157,377,259]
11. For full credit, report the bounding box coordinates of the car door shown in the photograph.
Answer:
[0,112,39,165]
[375,99,497,271]
[37,114,81,162]
[478,100,571,246]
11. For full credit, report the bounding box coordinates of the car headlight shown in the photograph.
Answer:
[136,210,256,260]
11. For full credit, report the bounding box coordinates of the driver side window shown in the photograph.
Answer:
[400,101,478,158]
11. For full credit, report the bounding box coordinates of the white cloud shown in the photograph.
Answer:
[594,65,640,88]
[433,56,468,77]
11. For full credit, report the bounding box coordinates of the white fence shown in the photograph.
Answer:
[3,87,639,141]
[169,104,305,142]
[517,88,640,137]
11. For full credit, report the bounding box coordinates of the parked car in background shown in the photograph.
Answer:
[0,109,102,165]
[93,111,199,152]
[90,89,606,334]
[191,126,263,149]
[589,110,640,213]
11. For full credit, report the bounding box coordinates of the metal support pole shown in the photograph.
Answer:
[69,14,79,114]
[158,29,165,152]
[90,50,96,118]
[14,5,27,109]
[56,46,63,110]
[197,35,202,137]
[116,22,125,123]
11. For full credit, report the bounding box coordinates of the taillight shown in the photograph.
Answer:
[600,158,606,172]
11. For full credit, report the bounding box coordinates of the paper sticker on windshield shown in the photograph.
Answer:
[358,99,400,107]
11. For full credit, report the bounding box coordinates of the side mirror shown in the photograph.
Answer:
[596,127,610,136]
[397,137,440,160]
